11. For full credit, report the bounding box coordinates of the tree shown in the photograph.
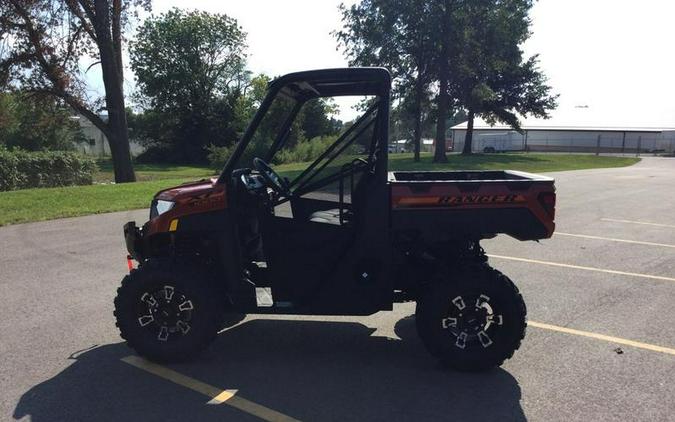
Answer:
[130,9,249,163]
[391,83,434,149]
[0,91,85,150]
[336,0,436,162]
[0,0,148,182]
[395,0,437,162]
[336,0,556,159]
[0,93,21,144]
[450,0,557,154]
[231,73,270,136]
[298,98,341,141]
[431,0,454,163]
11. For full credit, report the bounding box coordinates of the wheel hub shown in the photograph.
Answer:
[152,302,181,325]
[137,285,194,341]
[441,294,503,349]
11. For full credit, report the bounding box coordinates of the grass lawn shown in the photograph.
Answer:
[94,159,214,183]
[277,152,640,176]
[402,152,641,171]
[0,153,639,226]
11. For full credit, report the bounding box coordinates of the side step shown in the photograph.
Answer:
[255,287,294,309]
[255,287,274,307]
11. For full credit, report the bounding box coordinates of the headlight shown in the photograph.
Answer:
[154,200,174,217]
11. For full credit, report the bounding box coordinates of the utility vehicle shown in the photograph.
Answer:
[115,68,556,371]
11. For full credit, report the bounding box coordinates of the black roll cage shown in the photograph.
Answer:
[216,68,391,190]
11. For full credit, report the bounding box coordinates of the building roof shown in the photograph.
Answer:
[451,108,675,133]
[451,123,670,133]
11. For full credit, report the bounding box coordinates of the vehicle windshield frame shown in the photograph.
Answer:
[216,68,391,185]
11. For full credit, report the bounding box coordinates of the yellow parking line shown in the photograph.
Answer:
[121,355,300,422]
[528,321,675,356]
[555,232,675,249]
[209,389,237,404]
[601,218,675,229]
[488,254,675,283]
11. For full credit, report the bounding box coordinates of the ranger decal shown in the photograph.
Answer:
[395,194,527,207]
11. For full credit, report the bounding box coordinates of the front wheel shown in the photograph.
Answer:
[415,266,526,372]
[114,260,225,363]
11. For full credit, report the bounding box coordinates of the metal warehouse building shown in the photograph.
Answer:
[451,116,675,154]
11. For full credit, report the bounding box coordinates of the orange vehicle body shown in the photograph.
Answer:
[145,179,227,235]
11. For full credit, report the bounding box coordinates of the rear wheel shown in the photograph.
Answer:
[114,260,225,363]
[415,266,526,371]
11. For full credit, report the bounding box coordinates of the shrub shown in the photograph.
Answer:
[206,135,342,170]
[135,143,177,164]
[274,136,338,164]
[0,148,97,191]
[206,144,236,170]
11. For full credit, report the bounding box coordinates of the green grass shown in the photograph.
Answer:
[95,159,215,182]
[0,153,639,226]
[386,152,640,172]
[0,178,198,226]
[275,152,640,181]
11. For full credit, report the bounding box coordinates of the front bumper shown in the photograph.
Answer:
[124,221,145,261]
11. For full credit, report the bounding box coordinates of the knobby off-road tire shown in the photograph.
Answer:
[114,260,225,363]
[416,266,527,372]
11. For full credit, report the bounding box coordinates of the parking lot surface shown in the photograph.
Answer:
[1,157,673,421]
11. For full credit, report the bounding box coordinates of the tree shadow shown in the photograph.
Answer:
[13,316,525,421]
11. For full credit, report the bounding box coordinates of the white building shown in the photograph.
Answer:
[389,138,435,153]
[74,115,145,157]
[451,113,675,154]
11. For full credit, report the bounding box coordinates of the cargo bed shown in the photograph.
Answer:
[388,170,556,241]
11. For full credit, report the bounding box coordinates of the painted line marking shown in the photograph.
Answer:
[208,389,237,405]
[601,218,675,229]
[487,254,675,283]
[121,355,299,421]
[555,232,675,249]
[528,321,675,356]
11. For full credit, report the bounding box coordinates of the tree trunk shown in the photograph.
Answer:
[413,77,423,162]
[94,0,135,183]
[462,109,475,155]
[433,74,449,163]
[111,0,123,84]
[433,0,452,163]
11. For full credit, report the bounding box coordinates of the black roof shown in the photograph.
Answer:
[269,67,391,101]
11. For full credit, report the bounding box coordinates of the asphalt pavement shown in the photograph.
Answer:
[1,156,674,421]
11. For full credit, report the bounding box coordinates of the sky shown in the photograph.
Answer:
[148,0,363,120]
[93,0,675,127]
[522,0,675,128]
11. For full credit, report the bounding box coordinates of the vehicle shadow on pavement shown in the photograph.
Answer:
[13,316,525,422]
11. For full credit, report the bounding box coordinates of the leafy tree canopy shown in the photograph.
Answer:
[0,92,85,151]
[448,0,557,153]
[130,8,249,163]
[0,0,150,182]
[336,0,441,161]
[130,9,341,164]
[130,8,249,113]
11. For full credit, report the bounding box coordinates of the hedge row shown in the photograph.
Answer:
[0,148,98,191]
[206,135,341,169]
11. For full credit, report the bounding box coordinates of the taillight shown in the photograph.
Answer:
[538,192,556,219]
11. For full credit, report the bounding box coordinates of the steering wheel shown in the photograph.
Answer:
[252,157,291,197]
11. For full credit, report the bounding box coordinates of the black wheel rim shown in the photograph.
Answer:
[136,285,195,342]
[440,293,503,350]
